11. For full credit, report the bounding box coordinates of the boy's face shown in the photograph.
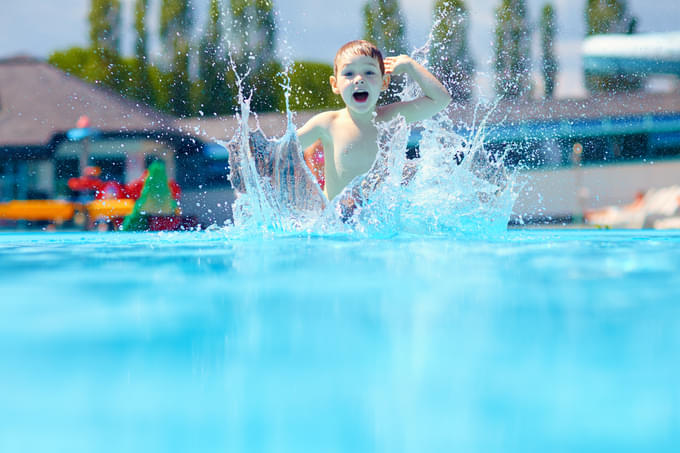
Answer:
[330,54,390,114]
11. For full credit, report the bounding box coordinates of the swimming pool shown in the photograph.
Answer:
[1,230,678,452]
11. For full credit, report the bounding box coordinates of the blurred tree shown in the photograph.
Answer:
[51,0,287,117]
[493,0,532,98]
[429,0,474,102]
[584,0,641,93]
[363,0,408,103]
[89,0,121,53]
[128,0,156,105]
[160,0,193,117]
[48,47,95,81]
[88,0,125,90]
[196,0,236,115]
[48,47,141,113]
[279,62,344,112]
[253,0,277,68]
[248,60,284,113]
[229,0,281,112]
[585,0,637,35]
[363,0,408,55]
[150,66,175,114]
[229,0,249,61]
[540,3,558,98]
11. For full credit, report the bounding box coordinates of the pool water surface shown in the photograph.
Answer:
[0,230,678,452]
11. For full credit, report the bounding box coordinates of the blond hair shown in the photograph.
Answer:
[334,40,385,75]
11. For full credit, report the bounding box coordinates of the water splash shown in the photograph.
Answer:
[218,43,523,238]
[216,67,327,236]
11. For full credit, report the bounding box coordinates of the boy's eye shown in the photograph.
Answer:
[366,71,375,75]
[343,72,353,77]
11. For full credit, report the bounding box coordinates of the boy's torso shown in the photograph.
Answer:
[322,109,383,199]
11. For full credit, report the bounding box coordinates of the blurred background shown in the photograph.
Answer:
[1,0,679,230]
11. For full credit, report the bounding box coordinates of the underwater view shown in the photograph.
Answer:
[2,0,680,452]
[1,230,679,452]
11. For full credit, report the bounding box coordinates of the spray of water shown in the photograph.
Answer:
[217,35,524,238]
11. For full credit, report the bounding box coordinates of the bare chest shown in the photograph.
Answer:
[328,120,379,177]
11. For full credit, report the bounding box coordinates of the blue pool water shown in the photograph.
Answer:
[1,230,679,452]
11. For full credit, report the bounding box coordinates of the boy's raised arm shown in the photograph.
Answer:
[296,113,331,149]
[380,55,452,123]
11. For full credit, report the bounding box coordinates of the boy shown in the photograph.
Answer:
[297,40,452,200]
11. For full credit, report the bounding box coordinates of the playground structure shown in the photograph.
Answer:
[0,162,184,231]
[0,58,237,230]
[0,118,223,230]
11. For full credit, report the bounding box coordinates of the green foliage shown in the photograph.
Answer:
[197,0,236,115]
[430,0,474,102]
[168,41,193,117]
[149,66,175,113]
[48,44,179,115]
[246,61,284,113]
[228,0,279,112]
[160,0,193,116]
[48,47,95,80]
[362,0,408,103]
[86,0,126,90]
[493,0,532,98]
[134,0,148,57]
[280,62,343,112]
[540,3,558,98]
[585,0,636,35]
[89,0,121,53]
[49,0,293,117]
[254,0,277,66]
[230,0,277,69]
[363,4,376,49]
[48,46,126,93]
[584,0,641,93]
[129,0,155,105]
[229,0,250,65]
[160,0,192,40]
[363,0,408,55]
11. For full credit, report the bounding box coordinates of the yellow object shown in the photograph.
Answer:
[0,200,75,221]
[87,199,135,219]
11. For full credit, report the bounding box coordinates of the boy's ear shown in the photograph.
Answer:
[330,75,340,95]
[381,74,391,91]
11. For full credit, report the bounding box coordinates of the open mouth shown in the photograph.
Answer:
[352,91,369,103]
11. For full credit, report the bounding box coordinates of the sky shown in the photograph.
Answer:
[1,0,679,99]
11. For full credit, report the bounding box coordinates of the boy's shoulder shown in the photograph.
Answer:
[296,109,345,147]
[305,109,343,127]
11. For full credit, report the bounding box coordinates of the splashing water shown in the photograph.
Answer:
[218,85,328,235]
[218,43,524,238]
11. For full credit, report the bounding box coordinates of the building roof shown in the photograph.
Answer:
[175,89,680,142]
[457,90,680,142]
[175,110,320,143]
[0,56,176,147]
[450,90,680,125]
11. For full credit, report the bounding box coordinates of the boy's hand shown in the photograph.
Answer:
[376,54,451,124]
[384,55,414,75]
